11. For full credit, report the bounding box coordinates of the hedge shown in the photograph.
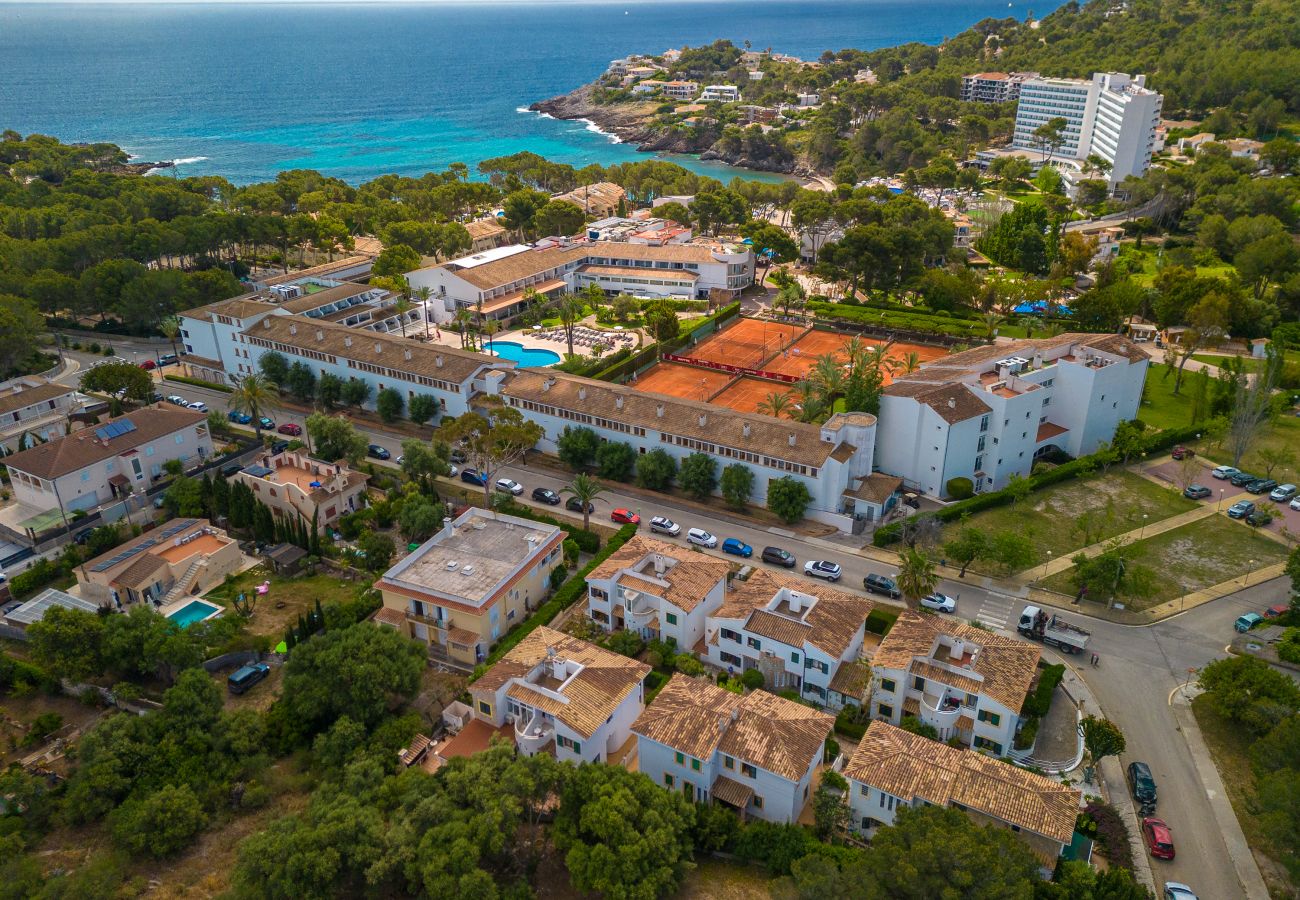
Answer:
[163,374,234,393]
[495,499,600,553]
[807,300,986,339]
[592,300,741,382]
[472,523,639,676]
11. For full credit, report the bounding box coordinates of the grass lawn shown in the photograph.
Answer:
[945,469,1198,573]
[204,567,372,639]
[1190,349,1300,373]
[1042,515,1288,609]
[1191,695,1296,896]
[1138,366,1198,430]
[1121,246,1236,288]
[673,858,772,900]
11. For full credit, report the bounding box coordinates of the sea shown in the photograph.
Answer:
[0,0,1063,186]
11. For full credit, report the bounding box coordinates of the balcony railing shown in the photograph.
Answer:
[514,710,554,754]
[919,690,964,732]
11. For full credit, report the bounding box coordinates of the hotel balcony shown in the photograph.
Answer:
[918,687,966,735]
[514,709,555,756]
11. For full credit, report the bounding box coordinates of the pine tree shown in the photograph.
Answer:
[199,473,215,519]
[212,475,231,518]
[314,598,324,632]
[309,508,320,555]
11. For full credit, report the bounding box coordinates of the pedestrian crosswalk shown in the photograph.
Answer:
[972,594,1017,632]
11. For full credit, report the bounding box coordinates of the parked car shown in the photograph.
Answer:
[610,508,640,525]
[920,592,957,613]
[1230,471,1258,487]
[1211,465,1240,480]
[1127,761,1158,806]
[1227,500,1255,519]
[254,416,273,430]
[227,410,251,424]
[1246,508,1272,527]
[1292,495,1300,511]
[1171,446,1195,460]
[1163,883,1198,900]
[227,663,271,695]
[761,546,796,568]
[1235,612,1263,632]
[450,449,468,464]
[1182,484,1211,500]
[495,478,523,496]
[649,516,680,536]
[139,359,156,370]
[277,422,302,436]
[565,497,594,514]
[531,487,560,505]
[1142,817,1176,860]
[460,468,487,486]
[187,400,207,412]
[686,528,718,548]
[367,444,391,460]
[803,560,842,581]
[270,440,289,454]
[1247,478,1278,495]
[863,573,902,599]
[1265,604,1289,618]
[1269,483,1297,502]
[221,463,243,478]
[158,353,178,366]
[722,538,753,558]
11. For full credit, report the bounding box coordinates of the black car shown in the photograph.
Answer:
[270,440,289,454]
[531,487,561,505]
[221,463,244,478]
[461,468,487,486]
[367,444,391,461]
[1183,484,1211,500]
[450,449,468,464]
[864,573,902,599]
[761,546,796,568]
[566,497,595,514]
[1127,761,1157,806]
[1230,471,1258,487]
[1247,478,1278,495]
[1246,509,1273,527]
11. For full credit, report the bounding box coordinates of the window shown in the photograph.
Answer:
[175,434,184,444]
[720,628,741,642]
[723,755,735,770]
[666,613,678,625]
[973,737,1004,755]
[747,637,762,650]
[790,652,800,664]
[880,678,896,693]
[478,701,491,715]
[977,710,1001,726]
[691,758,701,772]
[741,763,757,779]
[675,751,685,765]
[877,704,894,718]
[664,773,675,787]
[912,676,925,691]
[752,795,763,810]
[80,471,90,482]
[145,446,154,456]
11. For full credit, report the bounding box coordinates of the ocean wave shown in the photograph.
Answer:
[580,119,621,144]
[517,106,553,120]
[172,156,209,166]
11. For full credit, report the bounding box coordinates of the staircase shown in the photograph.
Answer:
[162,559,204,606]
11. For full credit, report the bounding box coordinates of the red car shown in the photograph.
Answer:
[277,423,302,436]
[139,359,156,370]
[610,508,640,525]
[1142,817,1175,860]
[1171,446,1195,460]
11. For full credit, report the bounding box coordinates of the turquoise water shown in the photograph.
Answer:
[0,1,1061,186]
[167,599,221,628]
[486,341,562,368]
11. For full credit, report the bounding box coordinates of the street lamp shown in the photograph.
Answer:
[1219,488,1225,511]
[1140,514,1148,539]
[1041,550,1053,579]
[1242,561,1254,587]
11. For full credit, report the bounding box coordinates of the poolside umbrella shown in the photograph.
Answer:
[741,238,754,244]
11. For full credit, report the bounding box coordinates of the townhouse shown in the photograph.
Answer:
[702,567,874,709]
[4,406,212,518]
[584,534,732,648]
[552,182,627,219]
[375,508,565,667]
[633,674,834,823]
[230,447,368,529]
[867,610,1041,756]
[465,217,509,253]
[845,721,1080,868]
[468,626,650,765]
[876,332,1148,496]
[76,517,243,608]
[0,377,83,452]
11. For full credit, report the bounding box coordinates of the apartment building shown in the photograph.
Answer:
[552,181,627,219]
[1012,72,1162,185]
[230,448,368,529]
[875,332,1148,496]
[634,674,834,823]
[469,626,650,765]
[699,85,741,103]
[960,72,1036,104]
[76,518,243,608]
[585,535,731,648]
[375,508,565,667]
[867,611,1041,756]
[702,567,874,709]
[5,406,212,517]
[501,370,878,525]
[465,217,509,254]
[0,377,82,452]
[585,216,693,245]
[845,721,1080,867]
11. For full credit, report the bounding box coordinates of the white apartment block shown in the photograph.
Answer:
[0,378,83,453]
[961,72,1036,104]
[867,611,1040,757]
[876,333,1148,497]
[1012,72,1162,185]
[469,626,649,765]
[699,85,741,103]
[634,674,834,823]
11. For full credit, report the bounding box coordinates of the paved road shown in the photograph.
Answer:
[141,376,1289,898]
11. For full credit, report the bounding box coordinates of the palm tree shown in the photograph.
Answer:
[392,296,413,338]
[483,318,502,354]
[792,379,824,423]
[414,286,433,340]
[557,294,583,358]
[900,351,922,374]
[159,315,181,363]
[864,342,897,378]
[981,312,1004,341]
[454,307,473,349]
[809,353,845,406]
[230,373,278,440]
[896,547,939,611]
[562,473,607,533]
[757,390,793,419]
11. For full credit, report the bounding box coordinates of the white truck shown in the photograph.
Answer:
[1018,605,1090,654]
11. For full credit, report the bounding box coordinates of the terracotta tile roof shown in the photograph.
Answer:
[744,608,813,647]
[554,182,627,214]
[911,660,983,696]
[828,659,871,698]
[372,606,406,628]
[0,381,74,417]
[179,292,280,321]
[473,626,649,740]
[588,535,729,614]
[278,282,375,314]
[259,255,373,287]
[1036,422,1069,442]
[711,774,755,808]
[914,384,991,424]
[829,442,857,463]
[4,406,207,480]
[579,264,699,281]
[504,370,837,469]
[844,473,903,505]
[465,218,506,240]
[844,722,1079,843]
[449,245,584,290]
[112,553,169,590]
[712,567,872,659]
[872,611,1040,710]
[633,675,833,781]
[1078,333,1148,364]
[245,315,501,387]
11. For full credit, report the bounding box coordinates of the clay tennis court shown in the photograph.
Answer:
[685,318,806,368]
[710,376,794,414]
[763,331,950,384]
[634,361,734,402]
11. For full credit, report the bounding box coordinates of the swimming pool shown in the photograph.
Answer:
[485,340,561,367]
[166,599,223,628]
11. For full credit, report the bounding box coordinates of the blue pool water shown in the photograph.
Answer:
[167,600,221,628]
[486,341,562,368]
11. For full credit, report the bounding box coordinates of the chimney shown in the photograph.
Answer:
[344,336,352,348]
[288,323,297,336]
[579,387,587,401]
[374,342,382,354]
[315,329,324,342]
[948,398,956,409]
[615,396,624,410]
[435,355,444,368]
[656,403,664,418]
[404,349,412,361]
[742,423,751,438]
[654,553,666,576]
[788,433,796,447]
[698,413,707,427]
[788,592,801,613]
[262,318,271,329]
[442,516,454,538]
[543,377,555,392]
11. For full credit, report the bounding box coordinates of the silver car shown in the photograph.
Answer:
[686,528,717,548]
[649,516,681,536]
[1270,483,1296,502]
[920,592,957,613]
[494,477,523,496]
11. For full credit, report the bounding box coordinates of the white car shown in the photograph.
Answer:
[920,592,957,613]
[1291,496,1300,511]
[1211,465,1240,480]
[494,477,523,496]
[686,528,717,548]
[803,560,842,581]
[649,516,681,536]
[187,400,207,412]
[166,395,186,405]
[447,464,459,478]
[1163,883,1198,900]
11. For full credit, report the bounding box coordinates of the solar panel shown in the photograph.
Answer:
[157,518,197,539]
[243,465,273,478]
[90,537,157,572]
[94,420,140,441]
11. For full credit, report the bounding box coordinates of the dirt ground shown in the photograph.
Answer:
[635,361,735,401]
[711,377,795,414]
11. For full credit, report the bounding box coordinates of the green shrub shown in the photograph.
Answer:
[1277,628,1300,665]
[835,705,869,739]
[1021,663,1066,717]
[163,374,233,393]
[548,567,568,590]
[740,668,764,690]
[676,655,705,676]
[946,477,974,500]
[865,608,898,635]
[606,629,645,658]
[1014,718,1039,750]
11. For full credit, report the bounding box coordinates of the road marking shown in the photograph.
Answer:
[973,596,1015,630]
